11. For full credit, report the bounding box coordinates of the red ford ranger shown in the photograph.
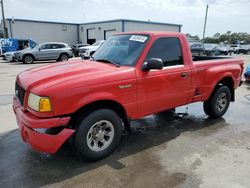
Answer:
[13,32,244,161]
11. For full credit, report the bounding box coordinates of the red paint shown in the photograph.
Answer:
[13,97,74,153]
[13,31,244,153]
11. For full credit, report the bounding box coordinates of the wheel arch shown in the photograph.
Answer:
[69,99,129,129]
[59,52,69,58]
[22,53,36,61]
[211,76,235,101]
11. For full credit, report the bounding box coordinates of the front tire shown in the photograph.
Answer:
[74,109,122,161]
[203,86,231,118]
[22,55,34,64]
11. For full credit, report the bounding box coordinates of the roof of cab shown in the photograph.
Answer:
[115,31,184,37]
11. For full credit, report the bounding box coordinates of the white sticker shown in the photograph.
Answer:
[129,35,148,43]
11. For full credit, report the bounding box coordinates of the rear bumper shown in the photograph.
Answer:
[13,97,75,154]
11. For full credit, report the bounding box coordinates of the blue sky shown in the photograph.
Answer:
[4,0,250,37]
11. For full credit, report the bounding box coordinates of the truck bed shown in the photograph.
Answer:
[192,55,232,62]
[191,56,244,103]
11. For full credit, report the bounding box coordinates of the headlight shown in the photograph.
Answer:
[28,93,52,112]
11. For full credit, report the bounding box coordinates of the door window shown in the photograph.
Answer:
[146,37,183,67]
[51,44,65,49]
[40,44,51,50]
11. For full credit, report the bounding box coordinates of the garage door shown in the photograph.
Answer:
[87,28,96,44]
[87,28,95,39]
[104,29,117,39]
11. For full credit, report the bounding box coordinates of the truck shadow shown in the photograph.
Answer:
[0,112,228,187]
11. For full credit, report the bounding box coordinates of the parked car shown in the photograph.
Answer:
[238,45,250,55]
[3,51,16,62]
[189,42,205,56]
[15,42,73,64]
[71,43,90,57]
[217,45,229,55]
[13,32,244,161]
[79,40,105,59]
[204,43,220,56]
[230,44,240,54]
[244,65,250,82]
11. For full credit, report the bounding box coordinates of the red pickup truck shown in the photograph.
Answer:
[13,32,244,161]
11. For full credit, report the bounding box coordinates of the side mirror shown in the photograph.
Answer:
[142,58,164,71]
[38,48,41,51]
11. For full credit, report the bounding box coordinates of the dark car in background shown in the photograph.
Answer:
[71,44,90,57]
[204,43,220,56]
[189,42,205,56]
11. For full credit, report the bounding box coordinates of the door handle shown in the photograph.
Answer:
[181,72,188,78]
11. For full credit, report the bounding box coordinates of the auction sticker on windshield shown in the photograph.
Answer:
[129,35,148,43]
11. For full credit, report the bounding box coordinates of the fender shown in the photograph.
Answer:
[203,64,240,100]
[71,91,134,118]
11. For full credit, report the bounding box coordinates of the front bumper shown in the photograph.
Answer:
[13,97,75,154]
[79,50,90,58]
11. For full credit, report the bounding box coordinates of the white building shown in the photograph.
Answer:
[1,18,182,45]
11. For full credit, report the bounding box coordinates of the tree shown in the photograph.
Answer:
[185,33,200,41]
[213,33,220,39]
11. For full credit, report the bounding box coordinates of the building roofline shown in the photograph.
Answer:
[80,19,182,27]
[6,18,78,25]
[6,18,182,28]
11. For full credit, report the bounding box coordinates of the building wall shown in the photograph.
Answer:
[124,21,180,32]
[79,21,122,44]
[7,20,78,45]
[2,19,181,46]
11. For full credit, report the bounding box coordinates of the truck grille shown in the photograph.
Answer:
[15,82,25,106]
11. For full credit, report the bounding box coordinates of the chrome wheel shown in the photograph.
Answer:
[24,55,33,64]
[61,54,68,61]
[86,120,114,152]
[216,92,227,112]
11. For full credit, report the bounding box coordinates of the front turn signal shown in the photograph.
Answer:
[39,98,52,112]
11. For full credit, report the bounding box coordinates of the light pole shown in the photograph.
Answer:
[202,4,209,41]
[0,0,7,38]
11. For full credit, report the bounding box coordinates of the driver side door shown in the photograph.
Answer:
[36,44,52,60]
[136,37,193,117]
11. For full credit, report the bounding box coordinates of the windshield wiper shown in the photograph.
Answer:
[95,59,120,67]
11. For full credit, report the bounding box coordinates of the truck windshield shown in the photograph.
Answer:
[92,34,149,67]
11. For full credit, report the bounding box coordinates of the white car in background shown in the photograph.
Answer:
[3,51,16,62]
[79,40,105,59]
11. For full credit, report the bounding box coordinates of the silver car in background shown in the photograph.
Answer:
[15,42,73,64]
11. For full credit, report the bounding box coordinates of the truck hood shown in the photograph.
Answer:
[17,59,135,93]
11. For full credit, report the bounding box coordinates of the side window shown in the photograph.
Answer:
[146,37,183,67]
[40,44,51,50]
[51,44,65,49]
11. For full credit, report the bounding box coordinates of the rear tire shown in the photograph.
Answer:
[74,109,122,161]
[59,53,69,61]
[203,86,231,118]
[22,55,34,64]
